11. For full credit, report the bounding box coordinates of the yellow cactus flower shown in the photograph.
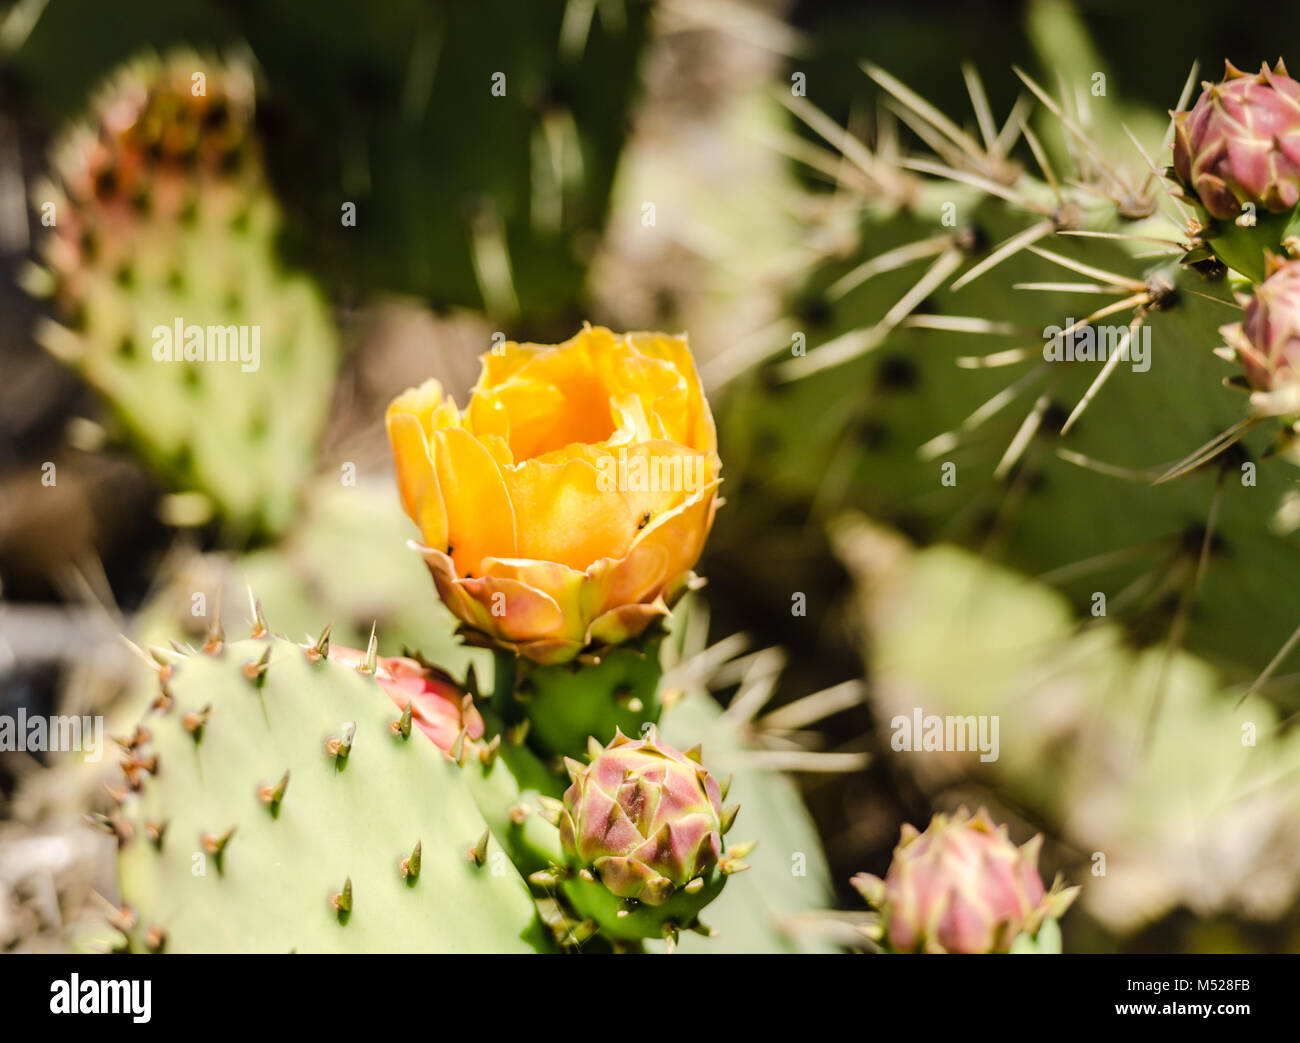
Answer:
[386,325,721,664]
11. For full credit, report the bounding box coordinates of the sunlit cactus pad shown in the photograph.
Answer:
[115,635,546,953]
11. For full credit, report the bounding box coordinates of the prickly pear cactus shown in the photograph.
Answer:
[24,52,337,540]
[113,634,547,952]
[722,11,1300,693]
[833,513,1300,934]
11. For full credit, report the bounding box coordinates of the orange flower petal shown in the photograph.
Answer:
[630,480,720,585]
[482,557,590,631]
[625,331,717,457]
[503,453,638,570]
[431,428,517,576]
[587,543,670,618]
[458,574,568,644]
[385,412,448,550]
[586,601,670,646]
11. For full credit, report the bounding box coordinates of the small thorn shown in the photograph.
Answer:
[258,770,289,809]
[145,820,167,848]
[726,839,757,860]
[616,907,630,919]
[720,804,740,835]
[688,919,718,938]
[537,796,563,826]
[331,876,353,916]
[662,923,679,953]
[144,925,167,952]
[248,586,268,639]
[400,840,422,881]
[202,614,224,656]
[467,828,491,866]
[108,904,137,933]
[506,719,530,746]
[102,783,127,806]
[362,623,378,674]
[478,734,501,766]
[87,813,134,846]
[201,826,236,856]
[326,722,356,763]
[306,623,333,663]
[120,752,157,790]
[181,705,211,740]
[507,802,531,825]
[529,868,560,887]
[243,645,272,686]
[719,773,733,803]
[450,729,466,764]
[578,867,596,882]
[391,701,413,739]
[684,877,704,894]
[112,726,150,751]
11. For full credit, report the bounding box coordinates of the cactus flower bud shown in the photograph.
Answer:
[385,325,720,665]
[853,807,1078,954]
[555,729,742,941]
[1173,60,1300,222]
[1219,254,1300,414]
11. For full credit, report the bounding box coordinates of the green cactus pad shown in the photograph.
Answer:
[27,53,336,541]
[115,635,548,952]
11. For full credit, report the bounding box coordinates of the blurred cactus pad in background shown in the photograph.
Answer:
[1,0,1300,956]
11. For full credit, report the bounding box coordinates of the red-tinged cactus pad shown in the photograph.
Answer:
[329,644,483,753]
[853,806,1078,954]
[556,729,745,942]
[114,634,549,952]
